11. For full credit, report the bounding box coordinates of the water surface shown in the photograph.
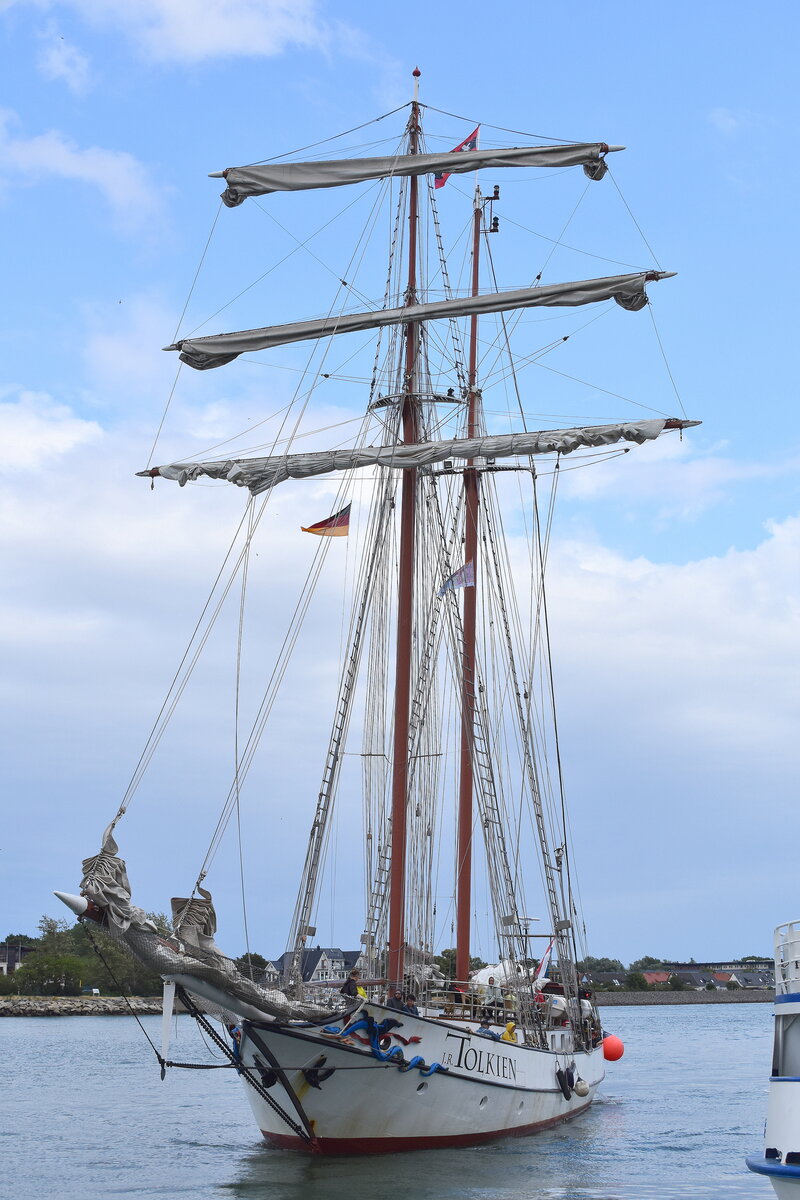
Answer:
[0,1003,773,1198]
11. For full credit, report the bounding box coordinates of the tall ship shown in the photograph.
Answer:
[57,72,696,1154]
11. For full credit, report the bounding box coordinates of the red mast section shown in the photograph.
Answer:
[455,184,483,983]
[387,71,421,989]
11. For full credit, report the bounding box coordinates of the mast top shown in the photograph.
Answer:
[412,66,421,101]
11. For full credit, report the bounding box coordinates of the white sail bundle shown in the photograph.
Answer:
[215,142,622,206]
[168,271,673,371]
[141,418,698,496]
[76,828,341,1023]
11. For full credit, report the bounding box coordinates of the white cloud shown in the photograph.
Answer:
[545,515,800,762]
[1,364,797,955]
[558,430,798,520]
[0,388,102,469]
[0,108,161,228]
[708,106,747,136]
[37,30,91,93]
[9,0,329,62]
[82,292,180,397]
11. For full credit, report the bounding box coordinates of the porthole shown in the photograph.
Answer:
[416,1081,428,1093]
[479,1096,488,1109]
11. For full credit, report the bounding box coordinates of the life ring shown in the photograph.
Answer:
[555,1067,572,1100]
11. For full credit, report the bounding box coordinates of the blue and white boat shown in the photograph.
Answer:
[747,921,800,1196]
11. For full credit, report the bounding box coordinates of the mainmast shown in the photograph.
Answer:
[387,69,422,989]
[455,184,483,982]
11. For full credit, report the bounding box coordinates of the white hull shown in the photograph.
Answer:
[748,1065,800,1196]
[236,1003,604,1154]
[747,921,800,1196]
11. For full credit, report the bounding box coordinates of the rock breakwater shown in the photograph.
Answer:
[0,995,179,1016]
[596,988,773,1005]
[0,989,774,1015]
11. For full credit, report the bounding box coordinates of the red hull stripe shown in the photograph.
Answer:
[261,1099,592,1156]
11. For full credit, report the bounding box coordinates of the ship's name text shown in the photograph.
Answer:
[442,1032,517,1081]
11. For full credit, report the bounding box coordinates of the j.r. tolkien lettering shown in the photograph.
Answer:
[443,1031,517,1081]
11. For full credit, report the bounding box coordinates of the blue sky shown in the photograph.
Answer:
[1,1,798,966]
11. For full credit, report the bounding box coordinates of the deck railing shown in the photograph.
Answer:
[774,921,800,994]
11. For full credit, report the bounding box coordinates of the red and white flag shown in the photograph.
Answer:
[535,938,555,980]
[434,126,479,189]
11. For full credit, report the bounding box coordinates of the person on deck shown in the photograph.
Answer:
[404,994,420,1016]
[476,1017,501,1040]
[482,975,503,1018]
[500,1021,518,1043]
[385,986,406,1011]
[340,969,365,1000]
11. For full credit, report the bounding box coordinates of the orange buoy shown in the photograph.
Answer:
[602,1034,624,1061]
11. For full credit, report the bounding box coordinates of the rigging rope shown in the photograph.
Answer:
[145,202,223,469]
[246,105,410,165]
[606,167,663,269]
[419,104,589,146]
[647,304,688,419]
[234,497,255,977]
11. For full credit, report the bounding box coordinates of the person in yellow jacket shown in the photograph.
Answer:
[340,969,367,1000]
[500,1021,518,1043]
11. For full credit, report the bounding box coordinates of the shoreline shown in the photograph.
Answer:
[0,996,177,1017]
[595,988,772,1005]
[0,989,774,1016]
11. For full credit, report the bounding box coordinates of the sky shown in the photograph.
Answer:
[1,0,798,968]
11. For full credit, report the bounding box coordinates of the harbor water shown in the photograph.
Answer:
[0,1003,773,1198]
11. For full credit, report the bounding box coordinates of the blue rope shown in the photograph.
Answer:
[318,1016,449,1077]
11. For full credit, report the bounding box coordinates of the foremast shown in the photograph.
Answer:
[387,74,421,989]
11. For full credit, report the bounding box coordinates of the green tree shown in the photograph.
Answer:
[69,920,163,995]
[726,979,740,990]
[668,974,686,991]
[629,955,663,970]
[148,913,173,937]
[433,949,487,978]
[14,952,86,995]
[235,952,270,978]
[577,956,625,973]
[625,971,650,991]
[37,915,72,952]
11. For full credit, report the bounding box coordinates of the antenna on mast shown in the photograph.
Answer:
[412,66,421,101]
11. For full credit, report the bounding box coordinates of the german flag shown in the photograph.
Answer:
[301,502,351,537]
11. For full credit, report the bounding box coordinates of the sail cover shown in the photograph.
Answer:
[168,271,673,371]
[217,143,622,206]
[142,418,699,496]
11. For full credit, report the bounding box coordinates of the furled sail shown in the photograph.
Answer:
[167,271,673,371]
[140,418,699,496]
[215,143,623,206]
[73,828,341,1022]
